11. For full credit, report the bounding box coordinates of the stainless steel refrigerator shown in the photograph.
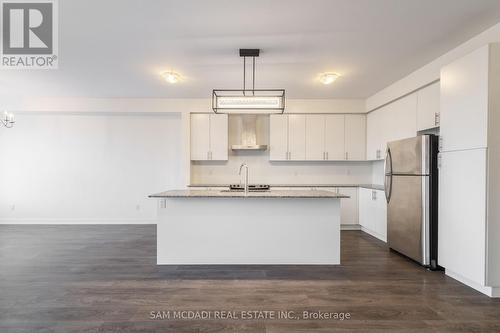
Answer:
[385,135,439,269]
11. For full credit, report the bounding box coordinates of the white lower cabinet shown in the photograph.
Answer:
[359,188,387,242]
[285,187,359,228]
[324,187,359,227]
[338,187,358,227]
[439,149,487,287]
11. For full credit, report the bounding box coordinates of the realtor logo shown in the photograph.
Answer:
[1,0,58,68]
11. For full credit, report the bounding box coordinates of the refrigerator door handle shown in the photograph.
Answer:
[384,148,393,203]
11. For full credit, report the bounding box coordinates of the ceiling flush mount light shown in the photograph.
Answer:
[212,49,285,114]
[161,71,180,84]
[319,72,340,85]
[1,112,15,128]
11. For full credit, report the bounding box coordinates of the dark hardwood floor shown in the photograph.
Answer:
[1,225,499,332]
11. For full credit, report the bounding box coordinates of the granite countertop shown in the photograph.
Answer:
[149,189,349,199]
[187,184,385,191]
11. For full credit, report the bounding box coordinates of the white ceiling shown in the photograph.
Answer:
[3,0,500,99]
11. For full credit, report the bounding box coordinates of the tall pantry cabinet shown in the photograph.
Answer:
[439,44,500,297]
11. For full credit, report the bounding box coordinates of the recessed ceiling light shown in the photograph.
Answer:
[319,72,340,85]
[161,71,180,84]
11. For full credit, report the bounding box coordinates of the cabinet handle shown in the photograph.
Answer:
[376,149,380,159]
[372,190,377,200]
[434,112,440,126]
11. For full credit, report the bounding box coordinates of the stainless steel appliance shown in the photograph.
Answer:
[228,184,270,192]
[385,135,439,269]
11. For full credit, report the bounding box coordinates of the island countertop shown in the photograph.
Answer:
[149,189,349,199]
[187,183,385,191]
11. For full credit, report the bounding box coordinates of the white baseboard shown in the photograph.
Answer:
[360,226,387,242]
[0,218,157,225]
[341,224,361,231]
[445,269,500,298]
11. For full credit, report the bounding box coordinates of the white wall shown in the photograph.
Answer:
[0,112,183,224]
[191,156,374,185]
[366,21,500,111]
[371,160,385,186]
[0,97,365,114]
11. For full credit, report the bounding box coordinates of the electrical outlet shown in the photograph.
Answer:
[10,205,15,211]
[136,205,141,211]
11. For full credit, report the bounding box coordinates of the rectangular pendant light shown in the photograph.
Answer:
[212,49,286,114]
[212,89,285,114]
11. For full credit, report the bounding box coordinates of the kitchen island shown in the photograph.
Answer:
[149,189,347,265]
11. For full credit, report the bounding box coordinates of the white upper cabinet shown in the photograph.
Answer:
[387,93,418,142]
[345,114,366,160]
[190,114,210,161]
[209,114,229,160]
[305,115,326,161]
[367,93,417,160]
[325,115,345,160]
[270,114,306,161]
[417,81,440,131]
[272,113,366,161]
[269,115,289,161]
[366,109,385,160]
[440,45,489,152]
[288,115,306,160]
[190,113,228,161]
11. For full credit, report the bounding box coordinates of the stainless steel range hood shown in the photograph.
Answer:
[231,144,267,150]
[231,115,268,151]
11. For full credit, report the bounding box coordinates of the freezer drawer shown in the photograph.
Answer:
[387,175,430,265]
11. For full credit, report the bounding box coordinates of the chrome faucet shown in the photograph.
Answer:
[239,163,249,196]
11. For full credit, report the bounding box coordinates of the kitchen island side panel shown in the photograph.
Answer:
[156,197,340,265]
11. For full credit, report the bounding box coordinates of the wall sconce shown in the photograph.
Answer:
[2,112,15,128]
